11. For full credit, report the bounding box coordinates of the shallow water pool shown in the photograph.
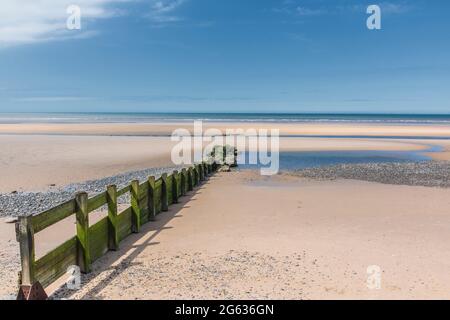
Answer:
[239,149,434,171]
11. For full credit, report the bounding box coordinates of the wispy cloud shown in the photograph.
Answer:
[147,0,188,26]
[0,0,131,47]
[12,96,94,102]
[274,1,413,18]
[296,6,327,16]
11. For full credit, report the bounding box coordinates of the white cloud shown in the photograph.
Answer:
[0,0,130,47]
[147,0,187,25]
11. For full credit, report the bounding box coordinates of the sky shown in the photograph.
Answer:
[0,0,449,114]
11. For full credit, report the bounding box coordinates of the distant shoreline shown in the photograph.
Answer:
[2,112,450,125]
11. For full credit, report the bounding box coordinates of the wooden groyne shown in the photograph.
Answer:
[15,146,236,300]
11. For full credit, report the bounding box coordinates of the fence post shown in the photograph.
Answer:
[148,176,156,221]
[131,180,141,233]
[198,164,203,182]
[194,165,199,186]
[16,216,48,300]
[107,185,119,251]
[17,216,35,286]
[223,145,227,164]
[203,162,207,177]
[161,173,169,212]
[188,168,193,191]
[76,192,91,273]
[172,171,179,203]
[199,163,204,181]
[181,168,187,196]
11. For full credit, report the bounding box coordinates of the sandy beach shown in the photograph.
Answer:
[39,171,450,300]
[1,121,450,300]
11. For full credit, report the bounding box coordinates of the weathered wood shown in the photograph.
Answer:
[87,192,107,213]
[198,164,203,181]
[223,145,227,164]
[166,174,173,205]
[161,173,169,212]
[181,168,187,196]
[117,207,132,242]
[117,185,130,197]
[107,185,119,251]
[75,192,91,273]
[148,176,156,221]
[194,165,199,185]
[31,199,76,233]
[130,180,141,233]
[203,162,207,178]
[172,171,179,204]
[188,167,194,191]
[34,236,77,288]
[89,217,109,262]
[154,179,162,214]
[17,216,35,286]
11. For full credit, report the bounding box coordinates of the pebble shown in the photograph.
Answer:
[294,161,450,188]
[0,165,185,217]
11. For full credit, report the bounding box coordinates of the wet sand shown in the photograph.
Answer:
[0,134,446,193]
[1,122,450,137]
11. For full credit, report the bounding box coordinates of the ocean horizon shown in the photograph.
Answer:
[1,112,450,124]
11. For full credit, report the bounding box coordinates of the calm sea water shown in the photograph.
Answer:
[240,149,434,171]
[1,112,450,124]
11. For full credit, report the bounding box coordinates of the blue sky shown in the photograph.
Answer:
[0,0,449,114]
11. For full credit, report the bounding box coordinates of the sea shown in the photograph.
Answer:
[1,112,450,124]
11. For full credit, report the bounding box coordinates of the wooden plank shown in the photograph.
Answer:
[198,164,204,181]
[87,192,107,213]
[31,199,76,233]
[107,185,119,251]
[89,217,109,262]
[75,192,91,273]
[166,174,173,206]
[188,167,194,191]
[194,165,199,186]
[148,176,156,221]
[17,216,35,286]
[34,236,77,288]
[154,180,162,214]
[138,182,148,200]
[117,185,130,197]
[172,171,179,204]
[117,207,132,242]
[181,168,187,196]
[131,180,141,233]
[176,171,182,198]
[161,173,168,212]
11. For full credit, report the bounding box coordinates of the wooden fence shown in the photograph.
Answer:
[15,156,225,300]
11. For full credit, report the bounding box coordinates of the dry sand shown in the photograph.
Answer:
[24,171,447,300]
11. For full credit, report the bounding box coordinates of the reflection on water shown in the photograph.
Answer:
[240,149,433,171]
